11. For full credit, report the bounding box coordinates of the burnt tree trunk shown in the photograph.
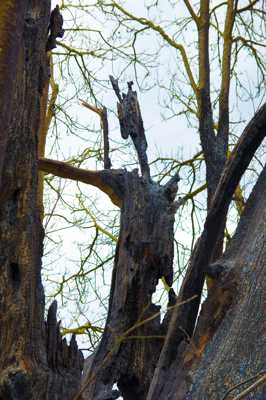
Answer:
[182,161,266,399]
[146,104,266,399]
[0,2,83,399]
[81,170,178,400]
[39,75,266,400]
[149,161,266,400]
[2,3,265,400]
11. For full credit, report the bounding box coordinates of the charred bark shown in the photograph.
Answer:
[78,171,179,400]
[0,2,83,399]
[2,3,265,400]
[110,77,150,181]
[39,68,266,400]
[147,103,266,399]
[152,160,266,400]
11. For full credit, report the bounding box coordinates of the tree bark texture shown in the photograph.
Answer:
[38,78,266,399]
[1,2,265,399]
[146,103,266,399]
[80,171,179,400]
[154,162,266,400]
[0,2,83,399]
[187,162,266,399]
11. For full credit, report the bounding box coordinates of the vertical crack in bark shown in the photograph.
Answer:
[9,262,21,289]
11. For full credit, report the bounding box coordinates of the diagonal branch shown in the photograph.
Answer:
[38,158,124,207]
[183,0,200,25]
[236,0,260,13]
[110,75,123,103]
[147,102,266,399]
[177,100,266,340]
[217,0,236,150]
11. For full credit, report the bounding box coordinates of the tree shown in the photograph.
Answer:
[0,2,83,399]
[41,0,265,321]
[0,2,265,400]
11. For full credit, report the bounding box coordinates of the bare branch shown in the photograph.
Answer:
[183,0,199,24]
[38,158,124,207]
[232,373,266,400]
[101,106,112,169]
[217,0,236,149]
[182,101,266,336]
[237,0,260,13]
[80,100,102,116]
[222,370,266,400]
[109,75,123,103]
[80,100,112,169]
[210,1,227,16]
[106,2,198,96]
[197,0,217,200]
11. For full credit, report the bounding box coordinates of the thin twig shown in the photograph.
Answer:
[222,371,266,400]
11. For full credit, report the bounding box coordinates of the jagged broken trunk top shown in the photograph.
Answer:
[82,170,178,400]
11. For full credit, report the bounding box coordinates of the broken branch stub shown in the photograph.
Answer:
[38,158,123,207]
[110,76,151,180]
[80,100,112,170]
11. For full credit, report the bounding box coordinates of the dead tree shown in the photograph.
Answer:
[0,3,83,399]
[1,2,265,400]
[40,80,266,399]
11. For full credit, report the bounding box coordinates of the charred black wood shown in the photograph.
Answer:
[79,170,178,400]
[110,77,151,181]
[46,5,64,51]
[101,107,112,169]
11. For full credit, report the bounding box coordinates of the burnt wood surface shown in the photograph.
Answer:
[78,170,179,400]
[0,2,83,399]
[149,161,266,400]
[147,102,266,399]
[1,2,265,399]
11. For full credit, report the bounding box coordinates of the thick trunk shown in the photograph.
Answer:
[2,4,264,399]
[0,2,83,399]
[80,171,178,400]
[160,162,266,399]
[146,103,266,399]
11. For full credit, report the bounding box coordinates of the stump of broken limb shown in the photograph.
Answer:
[73,80,181,400]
